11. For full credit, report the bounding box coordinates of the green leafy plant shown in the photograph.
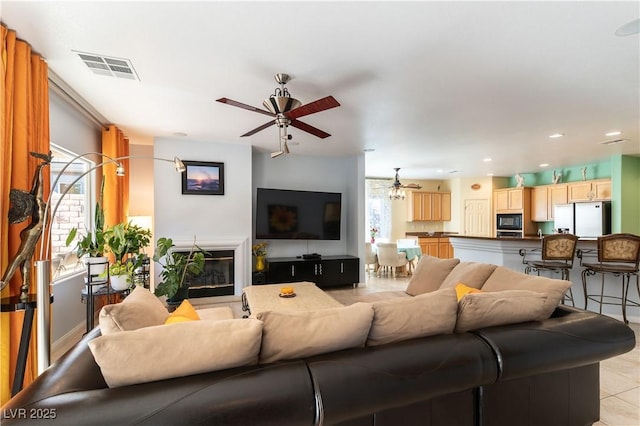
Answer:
[65,180,106,258]
[153,237,205,300]
[104,222,152,277]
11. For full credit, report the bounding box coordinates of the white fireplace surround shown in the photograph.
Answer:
[170,237,250,297]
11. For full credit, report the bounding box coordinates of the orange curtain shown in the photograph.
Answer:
[102,125,129,227]
[1,24,51,405]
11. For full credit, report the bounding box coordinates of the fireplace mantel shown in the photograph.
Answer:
[171,237,249,298]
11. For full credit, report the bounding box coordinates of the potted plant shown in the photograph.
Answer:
[153,237,206,306]
[65,181,107,280]
[104,222,152,291]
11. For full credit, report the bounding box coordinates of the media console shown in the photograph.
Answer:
[258,255,359,288]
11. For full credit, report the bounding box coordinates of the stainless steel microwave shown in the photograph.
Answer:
[496,213,523,230]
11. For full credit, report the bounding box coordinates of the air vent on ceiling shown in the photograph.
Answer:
[600,138,628,146]
[74,51,140,81]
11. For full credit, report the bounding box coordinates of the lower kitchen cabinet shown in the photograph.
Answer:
[265,256,359,288]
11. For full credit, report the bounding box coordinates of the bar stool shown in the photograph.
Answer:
[519,233,579,306]
[578,233,640,324]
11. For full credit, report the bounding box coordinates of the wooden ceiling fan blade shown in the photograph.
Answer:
[401,184,423,189]
[241,121,276,137]
[216,98,275,117]
[285,96,340,120]
[290,120,331,139]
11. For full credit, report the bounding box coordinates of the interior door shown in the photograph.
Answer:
[464,199,490,236]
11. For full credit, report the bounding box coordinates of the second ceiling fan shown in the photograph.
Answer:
[216,73,340,157]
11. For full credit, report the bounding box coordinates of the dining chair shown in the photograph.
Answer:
[364,242,378,275]
[578,233,640,324]
[519,233,579,306]
[376,242,408,277]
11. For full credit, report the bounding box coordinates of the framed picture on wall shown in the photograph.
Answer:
[181,161,225,195]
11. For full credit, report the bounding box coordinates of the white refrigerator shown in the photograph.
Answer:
[574,201,611,238]
[553,202,611,238]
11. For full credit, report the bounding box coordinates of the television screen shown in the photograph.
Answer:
[255,188,342,240]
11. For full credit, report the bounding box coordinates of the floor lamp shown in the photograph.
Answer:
[30,153,185,376]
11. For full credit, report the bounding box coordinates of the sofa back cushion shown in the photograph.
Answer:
[440,262,498,290]
[455,290,548,332]
[405,256,460,296]
[257,303,374,364]
[89,319,263,387]
[481,266,571,320]
[99,286,169,334]
[367,287,457,346]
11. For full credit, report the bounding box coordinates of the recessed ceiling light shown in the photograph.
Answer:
[549,133,564,139]
[540,163,550,168]
[487,173,494,176]
[483,158,492,162]
[605,131,622,137]
[437,169,444,173]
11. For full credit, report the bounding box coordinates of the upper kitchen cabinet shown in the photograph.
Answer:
[567,179,611,203]
[532,184,568,221]
[494,187,531,213]
[408,192,451,221]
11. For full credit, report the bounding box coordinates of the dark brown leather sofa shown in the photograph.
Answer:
[2,306,634,426]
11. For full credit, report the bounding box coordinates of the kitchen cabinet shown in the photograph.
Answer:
[532,184,568,221]
[494,187,530,212]
[408,192,451,222]
[417,237,453,259]
[265,256,359,288]
[567,179,611,203]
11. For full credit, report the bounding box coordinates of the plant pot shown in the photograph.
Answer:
[166,286,189,311]
[254,255,267,272]
[83,256,108,279]
[110,274,131,291]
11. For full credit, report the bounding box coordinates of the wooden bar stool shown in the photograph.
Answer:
[578,233,640,324]
[519,234,579,306]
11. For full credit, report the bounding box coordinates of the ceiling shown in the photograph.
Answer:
[2,1,639,180]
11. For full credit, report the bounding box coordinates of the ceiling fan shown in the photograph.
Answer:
[216,73,340,157]
[387,168,422,200]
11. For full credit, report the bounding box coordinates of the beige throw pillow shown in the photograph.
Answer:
[257,303,374,364]
[99,286,169,334]
[405,256,460,296]
[89,319,263,387]
[367,287,457,346]
[481,266,571,320]
[455,290,547,333]
[440,262,498,290]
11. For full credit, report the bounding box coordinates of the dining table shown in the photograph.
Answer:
[397,245,422,274]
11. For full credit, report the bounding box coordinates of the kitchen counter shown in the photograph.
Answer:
[405,232,459,238]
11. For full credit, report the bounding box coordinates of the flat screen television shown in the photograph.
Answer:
[255,188,342,240]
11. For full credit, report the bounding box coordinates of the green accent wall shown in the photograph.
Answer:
[611,155,640,234]
[506,155,639,236]
[508,160,611,187]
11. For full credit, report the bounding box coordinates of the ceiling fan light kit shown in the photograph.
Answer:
[388,168,422,201]
[216,73,340,158]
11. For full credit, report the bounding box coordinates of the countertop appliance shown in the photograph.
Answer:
[496,213,523,231]
[553,202,611,239]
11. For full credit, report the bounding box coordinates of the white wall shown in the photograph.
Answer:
[49,90,102,341]
[153,138,253,294]
[252,151,363,261]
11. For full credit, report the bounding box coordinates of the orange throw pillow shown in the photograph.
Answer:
[455,283,482,301]
[165,300,200,325]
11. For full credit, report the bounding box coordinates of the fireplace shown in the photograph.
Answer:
[170,238,249,298]
[174,249,235,297]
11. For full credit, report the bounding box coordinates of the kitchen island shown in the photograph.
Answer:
[448,235,638,323]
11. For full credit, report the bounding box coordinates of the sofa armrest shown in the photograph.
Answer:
[473,307,635,381]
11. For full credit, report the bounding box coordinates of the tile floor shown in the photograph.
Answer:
[53,273,639,425]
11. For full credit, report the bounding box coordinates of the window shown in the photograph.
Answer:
[366,179,392,242]
[49,145,95,280]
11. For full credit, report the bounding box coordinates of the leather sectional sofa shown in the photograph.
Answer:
[2,258,636,425]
